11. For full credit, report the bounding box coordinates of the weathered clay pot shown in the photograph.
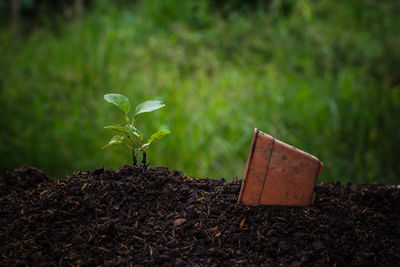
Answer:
[238,129,323,206]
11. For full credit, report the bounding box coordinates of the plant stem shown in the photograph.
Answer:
[141,152,147,169]
[132,150,137,165]
[125,114,137,165]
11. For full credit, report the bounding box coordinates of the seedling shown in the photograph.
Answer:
[102,93,170,167]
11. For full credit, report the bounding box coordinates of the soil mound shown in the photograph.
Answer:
[2,166,50,190]
[1,166,399,266]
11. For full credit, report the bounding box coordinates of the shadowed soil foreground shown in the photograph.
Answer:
[1,166,399,266]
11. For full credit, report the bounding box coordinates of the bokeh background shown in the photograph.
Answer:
[0,0,399,184]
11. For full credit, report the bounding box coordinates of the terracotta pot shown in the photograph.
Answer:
[238,129,323,206]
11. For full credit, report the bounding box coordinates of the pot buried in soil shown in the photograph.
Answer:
[238,128,323,206]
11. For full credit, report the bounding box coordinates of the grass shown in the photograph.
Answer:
[0,0,399,184]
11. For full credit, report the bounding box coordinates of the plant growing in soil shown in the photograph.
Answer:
[102,93,170,167]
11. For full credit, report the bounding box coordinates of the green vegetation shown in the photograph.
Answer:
[0,0,399,184]
[103,93,170,167]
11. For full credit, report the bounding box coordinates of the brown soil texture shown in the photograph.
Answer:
[1,166,399,266]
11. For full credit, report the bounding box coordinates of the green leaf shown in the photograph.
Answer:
[138,130,170,152]
[104,94,130,115]
[140,143,150,151]
[132,126,141,133]
[148,130,171,145]
[133,127,144,141]
[102,135,125,149]
[135,100,165,115]
[104,125,129,135]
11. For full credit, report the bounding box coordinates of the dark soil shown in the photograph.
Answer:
[1,166,399,266]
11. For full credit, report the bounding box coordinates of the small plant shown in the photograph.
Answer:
[102,93,170,168]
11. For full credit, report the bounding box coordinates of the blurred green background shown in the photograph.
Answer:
[0,0,399,184]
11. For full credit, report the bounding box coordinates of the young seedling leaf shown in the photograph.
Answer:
[102,135,125,149]
[140,143,150,150]
[138,130,170,152]
[148,130,171,145]
[104,94,130,115]
[133,128,143,141]
[135,100,165,115]
[104,125,129,135]
[132,126,141,133]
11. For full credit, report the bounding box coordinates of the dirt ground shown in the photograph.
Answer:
[1,166,399,266]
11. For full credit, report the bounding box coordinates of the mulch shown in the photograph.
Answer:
[1,166,399,266]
